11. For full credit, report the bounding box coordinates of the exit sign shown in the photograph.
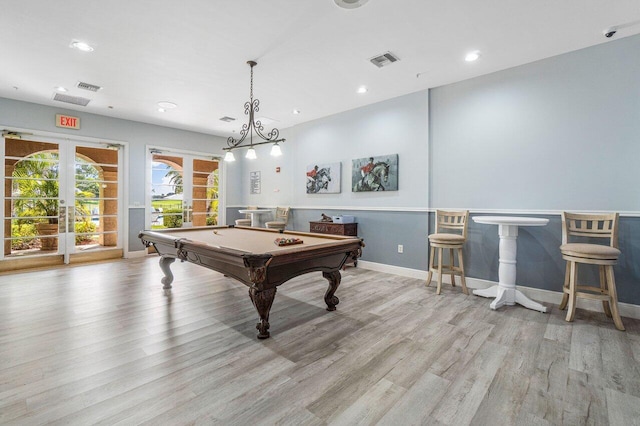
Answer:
[55,114,80,129]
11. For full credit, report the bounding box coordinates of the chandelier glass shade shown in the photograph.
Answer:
[223,61,285,161]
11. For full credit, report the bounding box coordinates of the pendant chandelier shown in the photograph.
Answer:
[223,61,284,162]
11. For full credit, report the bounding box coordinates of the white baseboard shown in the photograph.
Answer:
[357,261,640,321]
[357,260,426,280]
[125,250,148,259]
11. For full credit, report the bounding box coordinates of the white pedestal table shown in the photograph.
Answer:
[238,209,272,227]
[472,216,549,313]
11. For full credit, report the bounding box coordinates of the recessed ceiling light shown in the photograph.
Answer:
[293,109,300,115]
[70,41,94,52]
[55,86,68,92]
[157,108,166,113]
[465,51,481,62]
[157,101,177,109]
[357,86,368,94]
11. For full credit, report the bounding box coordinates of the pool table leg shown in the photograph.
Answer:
[159,255,176,289]
[249,287,277,339]
[323,270,341,311]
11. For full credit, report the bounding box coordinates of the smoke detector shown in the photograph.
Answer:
[369,52,400,68]
[334,0,369,9]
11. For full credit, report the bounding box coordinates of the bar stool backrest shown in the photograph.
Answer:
[561,212,619,248]
[435,210,469,239]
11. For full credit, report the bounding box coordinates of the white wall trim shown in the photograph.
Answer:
[121,137,130,261]
[146,144,224,160]
[227,205,428,213]
[427,207,640,218]
[357,261,640,320]
[1,124,129,146]
[226,205,640,217]
[357,260,427,280]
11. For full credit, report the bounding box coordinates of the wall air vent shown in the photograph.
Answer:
[76,81,102,92]
[219,116,236,122]
[53,92,91,106]
[369,52,400,68]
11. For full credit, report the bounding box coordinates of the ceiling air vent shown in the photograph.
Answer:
[369,52,400,68]
[76,81,102,92]
[53,92,91,106]
[219,116,236,122]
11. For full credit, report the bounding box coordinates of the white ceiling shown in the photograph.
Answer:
[1,1,639,138]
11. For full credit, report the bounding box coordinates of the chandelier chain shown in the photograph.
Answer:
[250,63,254,103]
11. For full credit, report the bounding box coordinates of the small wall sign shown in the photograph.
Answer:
[55,114,80,129]
[250,171,261,194]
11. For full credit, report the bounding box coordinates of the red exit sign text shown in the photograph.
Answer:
[56,114,80,129]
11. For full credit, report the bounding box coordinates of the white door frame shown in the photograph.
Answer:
[145,145,225,230]
[1,126,129,261]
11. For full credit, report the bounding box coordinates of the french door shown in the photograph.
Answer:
[2,136,123,270]
[148,149,220,229]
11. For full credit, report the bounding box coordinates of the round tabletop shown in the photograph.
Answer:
[472,216,549,227]
[238,209,271,214]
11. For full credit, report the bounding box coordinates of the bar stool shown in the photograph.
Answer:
[235,206,257,226]
[265,207,290,231]
[559,212,624,330]
[426,210,469,295]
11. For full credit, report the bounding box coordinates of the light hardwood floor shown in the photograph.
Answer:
[1,257,639,425]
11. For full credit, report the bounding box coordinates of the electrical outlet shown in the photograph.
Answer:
[398,244,403,253]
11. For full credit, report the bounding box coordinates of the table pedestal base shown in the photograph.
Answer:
[473,285,548,313]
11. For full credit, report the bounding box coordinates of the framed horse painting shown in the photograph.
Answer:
[306,162,341,194]
[352,154,398,192]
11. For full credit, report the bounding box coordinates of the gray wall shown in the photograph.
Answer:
[429,34,640,305]
[223,128,295,208]
[227,34,640,305]
[430,34,640,211]
[290,92,429,209]
[228,90,430,210]
[227,90,430,269]
[227,206,429,270]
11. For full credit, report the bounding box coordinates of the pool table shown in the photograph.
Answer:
[139,226,364,339]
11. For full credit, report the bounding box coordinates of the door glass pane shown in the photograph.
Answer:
[151,154,183,229]
[4,138,60,256]
[74,146,119,250]
[192,159,219,226]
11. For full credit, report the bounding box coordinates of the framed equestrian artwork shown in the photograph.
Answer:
[306,162,341,194]
[352,154,398,192]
